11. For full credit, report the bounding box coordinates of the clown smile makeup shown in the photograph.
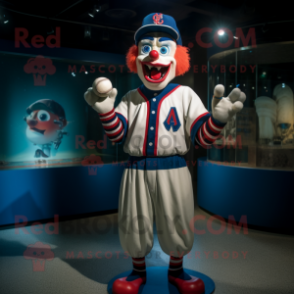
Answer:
[141,61,171,83]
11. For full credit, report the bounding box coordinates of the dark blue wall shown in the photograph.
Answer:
[197,157,294,233]
[0,164,125,226]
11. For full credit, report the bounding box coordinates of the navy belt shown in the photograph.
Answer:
[125,154,187,170]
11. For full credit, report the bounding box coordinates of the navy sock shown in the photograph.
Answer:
[168,256,191,281]
[126,257,146,281]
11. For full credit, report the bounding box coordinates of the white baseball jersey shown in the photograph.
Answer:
[115,83,211,157]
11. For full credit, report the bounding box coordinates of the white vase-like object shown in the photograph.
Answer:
[273,83,294,125]
[255,96,277,140]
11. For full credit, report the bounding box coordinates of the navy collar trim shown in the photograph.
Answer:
[138,83,180,101]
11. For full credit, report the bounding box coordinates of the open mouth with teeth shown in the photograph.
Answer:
[141,62,171,83]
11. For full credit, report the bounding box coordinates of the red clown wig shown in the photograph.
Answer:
[126,45,190,76]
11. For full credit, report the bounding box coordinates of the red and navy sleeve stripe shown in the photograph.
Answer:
[195,115,226,147]
[98,109,126,143]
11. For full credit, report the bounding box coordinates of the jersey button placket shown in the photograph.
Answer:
[147,95,158,156]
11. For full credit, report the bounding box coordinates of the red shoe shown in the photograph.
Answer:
[112,276,146,294]
[168,274,205,294]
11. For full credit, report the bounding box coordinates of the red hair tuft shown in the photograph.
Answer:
[126,45,138,73]
[175,45,190,76]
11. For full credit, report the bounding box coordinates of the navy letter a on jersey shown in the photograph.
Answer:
[164,107,181,132]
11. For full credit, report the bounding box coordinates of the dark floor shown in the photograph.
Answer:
[0,191,293,294]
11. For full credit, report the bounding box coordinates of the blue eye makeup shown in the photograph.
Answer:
[142,44,152,54]
[159,46,170,55]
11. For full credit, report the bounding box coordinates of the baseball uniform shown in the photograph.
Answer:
[98,83,226,258]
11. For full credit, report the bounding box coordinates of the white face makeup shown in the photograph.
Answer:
[136,32,177,90]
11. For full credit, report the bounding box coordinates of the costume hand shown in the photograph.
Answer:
[84,78,117,114]
[211,84,246,123]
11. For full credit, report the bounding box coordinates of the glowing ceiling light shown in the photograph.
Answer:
[218,29,225,36]
[88,5,101,17]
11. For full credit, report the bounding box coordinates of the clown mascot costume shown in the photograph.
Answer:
[84,13,246,294]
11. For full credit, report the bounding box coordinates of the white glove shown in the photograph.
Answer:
[212,84,246,123]
[84,78,117,114]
